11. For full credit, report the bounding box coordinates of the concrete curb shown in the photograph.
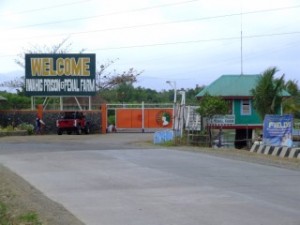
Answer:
[250,144,300,159]
[0,130,28,137]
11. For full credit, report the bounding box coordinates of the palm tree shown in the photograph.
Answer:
[251,67,285,120]
[283,80,300,118]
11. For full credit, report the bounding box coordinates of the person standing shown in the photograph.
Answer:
[35,115,45,135]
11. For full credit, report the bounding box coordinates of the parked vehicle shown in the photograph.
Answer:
[56,111,90,135]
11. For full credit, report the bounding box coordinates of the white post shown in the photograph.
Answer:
[166,80,177,132]
[60,97,63,111]
[74,97,83,111]
[89,96,92,110]
[179,90,186,137]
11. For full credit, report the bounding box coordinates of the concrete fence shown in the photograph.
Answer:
[0,110,102,134]
[250,144,300,159]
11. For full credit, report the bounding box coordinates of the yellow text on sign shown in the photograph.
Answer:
[31,57,91,76]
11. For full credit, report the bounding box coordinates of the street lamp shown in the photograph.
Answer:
[178,90,186,137]
[166,80,177,104]
[166,80,177,131]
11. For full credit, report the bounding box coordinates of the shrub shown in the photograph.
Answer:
[17,123,34,135]
[4,125,14,132]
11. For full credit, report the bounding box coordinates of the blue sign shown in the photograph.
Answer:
[263,114,293,147]
[25,54,96,96]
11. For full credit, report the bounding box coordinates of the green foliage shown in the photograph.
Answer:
[185,85,205,105]
[1,125,14,132]
[251,67,285,119]
[0,202,42,225]
[285,80,299,96]
[0,123,34,135]
[161,140,176,146]
[0,92,31,109]
[98,84,202,104]
[1,81,203,108]
[17,123,34,135]
[0,202,9,225]
[196,93,228,118]
[283,80,300,118]
[18,212,42,225]
[196,93,228,147]
[108,115,116,125]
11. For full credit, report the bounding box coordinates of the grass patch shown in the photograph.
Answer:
[19,211,42,225]
[0,166,42,225]
[0,201,42,225]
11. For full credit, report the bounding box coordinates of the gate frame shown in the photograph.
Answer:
[105,102,173,133]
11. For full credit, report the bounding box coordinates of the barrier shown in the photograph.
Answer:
[250,144,300,159]
[289,148,300,159]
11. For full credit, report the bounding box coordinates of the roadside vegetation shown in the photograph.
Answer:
[0,167,42,225]
[0,123,34,136]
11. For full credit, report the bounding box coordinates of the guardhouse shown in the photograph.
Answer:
[196,74,290,148]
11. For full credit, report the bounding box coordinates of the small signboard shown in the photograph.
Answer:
[25,54,96,96]
[263,114,293,147]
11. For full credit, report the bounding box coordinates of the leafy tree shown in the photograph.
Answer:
[251,67,285,120]
[0,92,31,109]
[196,93,228,146]
[96,60,143,91]
[283,80,300,118]
[185,85,205,105]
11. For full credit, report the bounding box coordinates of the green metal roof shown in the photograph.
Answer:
[196,74,290,98]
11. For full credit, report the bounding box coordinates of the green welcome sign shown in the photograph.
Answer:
[25,54,96,96]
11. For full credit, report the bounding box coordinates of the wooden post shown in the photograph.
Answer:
[101,104,107,134]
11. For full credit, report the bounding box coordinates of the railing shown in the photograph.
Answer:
[106,103,173,109]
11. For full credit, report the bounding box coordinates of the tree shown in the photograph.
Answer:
[196,93,228,146]
[283,80,300,118]
[96,60,143,91]
[251,67,285,120]
[0,92,31,109]
[185,85,205,105]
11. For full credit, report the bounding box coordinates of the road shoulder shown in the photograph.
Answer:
[0,164,84,225]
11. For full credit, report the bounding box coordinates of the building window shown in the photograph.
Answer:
[241,99,251,115]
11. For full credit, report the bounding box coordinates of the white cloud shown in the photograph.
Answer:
[0,0,299,90]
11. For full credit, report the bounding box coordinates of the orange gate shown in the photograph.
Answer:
[105,103,173,132]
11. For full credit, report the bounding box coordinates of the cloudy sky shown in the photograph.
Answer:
[0,0,299,91]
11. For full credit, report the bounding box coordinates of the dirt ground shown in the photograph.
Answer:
[0,133,299,225]
[0,164,85,225]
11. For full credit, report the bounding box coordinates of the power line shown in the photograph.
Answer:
[5,0,200,31]
[1,30,298,58]
[6,2,300,32]
[0,0,93,16]
[89,31,300,51]
[4,4,300,41]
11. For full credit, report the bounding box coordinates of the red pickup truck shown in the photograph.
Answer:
[56,111,90,135]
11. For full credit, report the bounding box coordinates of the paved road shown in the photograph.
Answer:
[1,134,300,225]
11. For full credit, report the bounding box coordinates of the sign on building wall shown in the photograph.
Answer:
[25,54,96,96]
[263,114,293,147]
